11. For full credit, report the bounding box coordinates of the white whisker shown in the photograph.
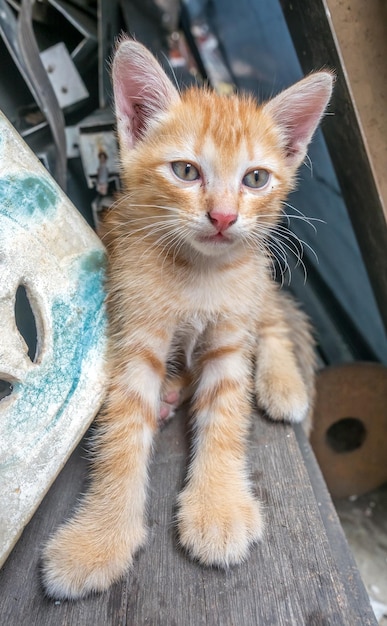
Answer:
[99,190,319,287]
[303,153,313,175]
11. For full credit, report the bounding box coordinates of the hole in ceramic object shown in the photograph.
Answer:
[0,380,13,401]
[14,285,38,362]
[326,417,367,453]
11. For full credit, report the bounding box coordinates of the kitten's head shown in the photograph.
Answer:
[112,38,333,260]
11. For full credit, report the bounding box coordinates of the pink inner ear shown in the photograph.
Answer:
[114,76,146,147]
[265,72,334,167]
[284,108,324,160]
[112,39,179,151]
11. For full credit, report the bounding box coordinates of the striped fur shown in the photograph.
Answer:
[41,39,333,599]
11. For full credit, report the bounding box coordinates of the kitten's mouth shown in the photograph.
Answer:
[198,232,233,244]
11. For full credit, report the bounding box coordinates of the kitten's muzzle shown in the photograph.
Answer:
[207,211,238,233]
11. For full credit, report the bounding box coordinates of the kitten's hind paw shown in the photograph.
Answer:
[41,517,146,599]
[159,373,192,423]
[255,367,309,424]
[159,389,181,422]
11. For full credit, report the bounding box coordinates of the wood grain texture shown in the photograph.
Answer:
[0,411,376,625]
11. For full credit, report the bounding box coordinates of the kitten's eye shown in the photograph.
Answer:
[242,169,270,189]
[171,161,200,182]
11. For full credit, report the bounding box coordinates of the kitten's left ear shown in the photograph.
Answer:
[112,37,180,151]
[264,72,334,168]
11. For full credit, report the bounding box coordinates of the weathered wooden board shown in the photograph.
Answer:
[0,411,376,625]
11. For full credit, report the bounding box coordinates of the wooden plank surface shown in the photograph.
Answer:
[294,423,378,617]
[0,410,376,625]
[325,0,387,221]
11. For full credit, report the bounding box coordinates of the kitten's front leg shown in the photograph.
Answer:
[41,326,172,599]
[177,321,263,567]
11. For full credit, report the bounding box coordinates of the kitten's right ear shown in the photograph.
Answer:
[112,38,180,150]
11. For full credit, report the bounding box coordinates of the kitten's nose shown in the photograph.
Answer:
[207,211,238,232]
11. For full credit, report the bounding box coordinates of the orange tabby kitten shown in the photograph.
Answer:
[42,38,333,599]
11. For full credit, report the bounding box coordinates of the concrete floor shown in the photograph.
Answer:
[335,484,387,625]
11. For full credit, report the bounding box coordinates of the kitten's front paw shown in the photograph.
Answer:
[176,486,264,567]
[255,366,309,424]
[41,517,146,599]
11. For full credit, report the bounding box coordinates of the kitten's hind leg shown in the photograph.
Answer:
[41,325,172,599]
[254,290,316,432]
[176,319,263,567]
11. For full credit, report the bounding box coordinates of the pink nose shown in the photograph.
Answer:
[208,211,238,232]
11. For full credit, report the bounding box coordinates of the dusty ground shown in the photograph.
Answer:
[335,483,387,625]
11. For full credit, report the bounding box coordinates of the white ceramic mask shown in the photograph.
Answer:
[0,111,107,565]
